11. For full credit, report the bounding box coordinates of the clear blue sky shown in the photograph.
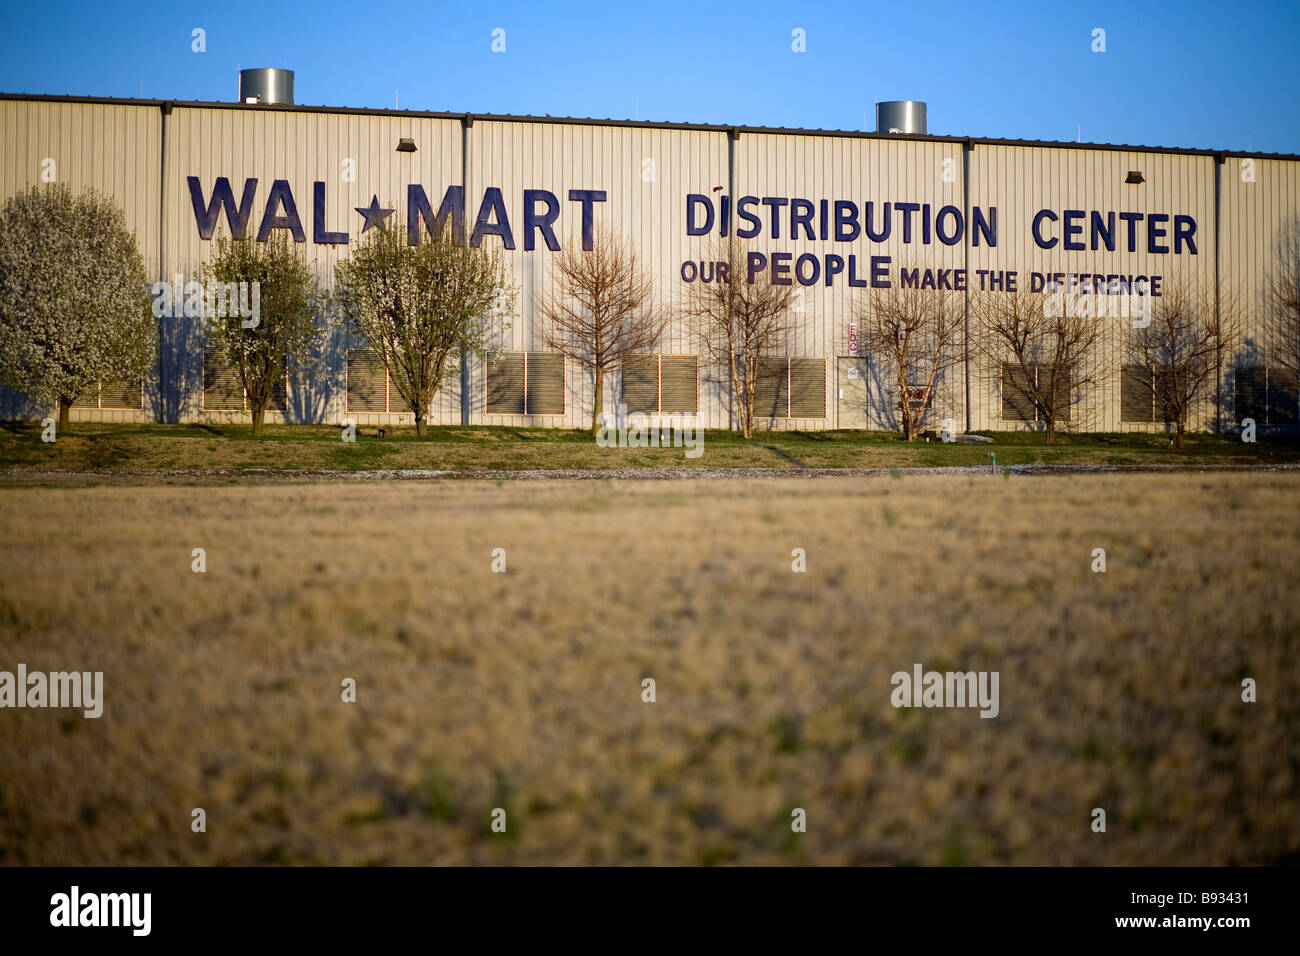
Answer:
[3,0,1298,153]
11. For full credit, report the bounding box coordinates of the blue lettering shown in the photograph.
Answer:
[790,199,815,240]
[257,180,305,242]
[935,205,963,245]
[771,251,793,285]
[834,200,860,242]
[471,187,515,249]
[736,196,761,239]
[972,206,996,247]
[762,197,789,239]
[188,176,257,240]
[313,181,349,245]
[795,253,820,286]
[407,184,464,245]
[1090,211,1115,252]
[686,194,714,236]
[1063,209,1085,251]
[1173,215,1197,254]
[567,189,606,250]
[896,202,920,243]
[1147,213,1169,254]
[1032,209,1058,249]
[523,189,561,251]
[864,202,891,242]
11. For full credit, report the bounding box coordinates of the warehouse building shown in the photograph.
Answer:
[2,74,1298,433]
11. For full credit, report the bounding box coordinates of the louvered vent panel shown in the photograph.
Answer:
[660,356,699,414]
[1267,369,1299,425]
[346,349,388,413]
[1235,368,1266,424]
[1120,366,1155,422]
[754,359,788,418]
[525,352,565,415]
[486,352,526,415]
[621,355,659,414]
[203,347,244,411]
[789,358,827,418]
[1000,362,1035,422]
[101,379,144,410]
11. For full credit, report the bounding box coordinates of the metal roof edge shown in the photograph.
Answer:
[2,91,1298,162]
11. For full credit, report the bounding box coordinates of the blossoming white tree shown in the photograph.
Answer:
[0,184,155,427]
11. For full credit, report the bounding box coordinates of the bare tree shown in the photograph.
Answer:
[335,221,515,437]
[1127,277,1240,448]
[855,267,964,440]
[1265,218,1300,382]
[538,226,666,434]
[971,287,1102,444]
[683,240,795,438]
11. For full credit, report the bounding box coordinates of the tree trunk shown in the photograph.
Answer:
[58,396,72,430]
[742,376,754,439]
[898,374,912,441]
[414,387,431,438]
[591,369,603,436]
[1174,420,1185,449]
[1044,418,1056,445]
[251,404,265,436]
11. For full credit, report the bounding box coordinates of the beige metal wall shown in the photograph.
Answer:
[162,105,463,426]
[968,144,1218,433]
[469,118,728,429]
[2,96,1298,434]
[1219,156,1300,422]
[0,100,161,422]
[734,132,966,431]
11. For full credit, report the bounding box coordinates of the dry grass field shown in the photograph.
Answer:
[1,472,1297,865]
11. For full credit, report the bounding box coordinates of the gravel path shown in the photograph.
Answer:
[4,462,1300,485]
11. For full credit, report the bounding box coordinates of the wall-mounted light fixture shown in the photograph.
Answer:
[1125,171,1145,184]
[396,138,417,153]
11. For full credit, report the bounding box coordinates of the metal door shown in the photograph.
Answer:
[837,356,870,429]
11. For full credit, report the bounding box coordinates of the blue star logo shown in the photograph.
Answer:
[355,196,395,233]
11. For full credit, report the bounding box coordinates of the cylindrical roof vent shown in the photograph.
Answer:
[238,68,294,105]
[876,100,927,135]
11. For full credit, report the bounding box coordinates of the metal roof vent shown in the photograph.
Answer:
[238,68,294,105]
[876,100,927,135]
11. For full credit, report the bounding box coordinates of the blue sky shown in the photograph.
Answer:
[2,0,1298,153]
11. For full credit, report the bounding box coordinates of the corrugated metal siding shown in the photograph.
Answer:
[1219,158,1300,426]
[0,100,161,423]
[164,106,462,424]
[3,97,1299,432]
[969,145,1216,433]
[0,100,161,274]
[736,133,964,430]
[470,119,727,428]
